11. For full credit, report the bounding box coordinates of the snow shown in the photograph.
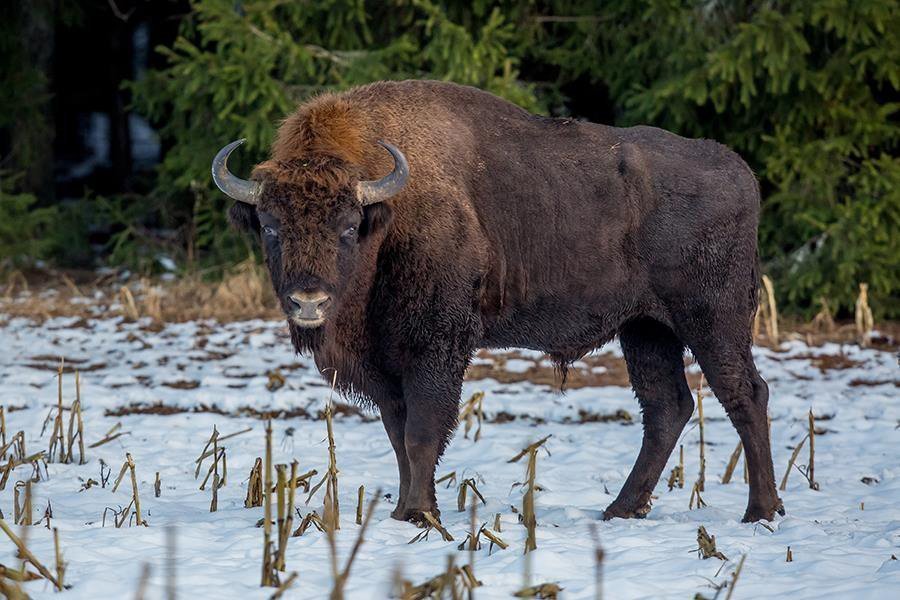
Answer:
[0,315,898,599]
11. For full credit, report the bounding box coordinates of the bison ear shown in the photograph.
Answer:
[359,202,392,239]
[229,201,260,236]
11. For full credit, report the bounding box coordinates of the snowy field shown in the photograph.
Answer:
[0,314,898,599]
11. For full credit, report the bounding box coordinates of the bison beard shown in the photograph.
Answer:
[218,79,784,524]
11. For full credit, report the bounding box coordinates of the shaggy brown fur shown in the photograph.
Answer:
[227,79,783,524]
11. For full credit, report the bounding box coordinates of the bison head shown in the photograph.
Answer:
[212,138,407,332]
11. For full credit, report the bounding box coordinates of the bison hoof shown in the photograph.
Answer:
[602,502,651,521]
[393,506,441,525]
[741,498,785,523]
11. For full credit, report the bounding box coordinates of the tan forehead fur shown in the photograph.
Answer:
[271,93,367,166]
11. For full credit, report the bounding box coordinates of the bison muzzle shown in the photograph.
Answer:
[213,80,784,524]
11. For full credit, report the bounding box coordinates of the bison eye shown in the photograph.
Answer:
[262,225,278,238]
[340,226,357,241]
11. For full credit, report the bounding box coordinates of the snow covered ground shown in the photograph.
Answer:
[0,314,897,599]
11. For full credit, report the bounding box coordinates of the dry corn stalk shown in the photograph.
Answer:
[143,284,163,323]
[119,285,140,320]
[520,443,540,553]
[688,481,706,510]
[48,358,67,463]
[356,485,364,525]
[53,527,65,590]
[436,470,457,488]
[135,563,152,600]
[786,546,793,562]
[808,409,818,491]
[696,526,727,560]
[724,554,746,600]
[400,554,481,599]
[0,406,6,460]
[721,441,743,484]
[246,457,264,508]
[457,478,486,512]
[261,420,278,587]
[779,434,809,491]
[480,526,508,553]
[508,435,551,464]
[293,510,325,537]
[269,572,298,599]
[812,297,835,333]
[666,444,685,491]
[422,511,454,542]
[307,373,340,530]
[273,462,298,572]
[64,372,86,465]
[855,283,874,346]
[589,523,604,600]
[14,481,32,526]
[194,426,220,478]
[757,274,779,347]
[696,374,706,492]
[89,422,129,448]
[0,518,62,590]
[513,583,562,599]
[459,391,485,441]
[326,489,381,600]
[112,453,146,526]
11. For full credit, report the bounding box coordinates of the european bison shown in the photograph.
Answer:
[213,80,783,523]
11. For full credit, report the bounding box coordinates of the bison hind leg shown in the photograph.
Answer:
[604,318,693,520]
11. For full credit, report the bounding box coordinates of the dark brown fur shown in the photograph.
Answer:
[229,80,783,523]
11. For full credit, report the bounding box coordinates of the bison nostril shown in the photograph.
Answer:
[287,290,331,320]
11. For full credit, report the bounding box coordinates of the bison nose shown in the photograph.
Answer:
[287,290,332,322]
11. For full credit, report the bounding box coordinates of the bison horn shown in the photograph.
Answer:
[356,141,409,205]
[211,139,262,205]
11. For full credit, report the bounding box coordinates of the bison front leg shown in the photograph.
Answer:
[379,402,412,520]
[395,356,464,523]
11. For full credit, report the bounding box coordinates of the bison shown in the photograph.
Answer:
[212,79,784,523]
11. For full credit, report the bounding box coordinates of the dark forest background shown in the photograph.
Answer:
[1,0,898,317]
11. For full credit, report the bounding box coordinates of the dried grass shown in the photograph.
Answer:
[0,262,279,324]
[855,283,874,346]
